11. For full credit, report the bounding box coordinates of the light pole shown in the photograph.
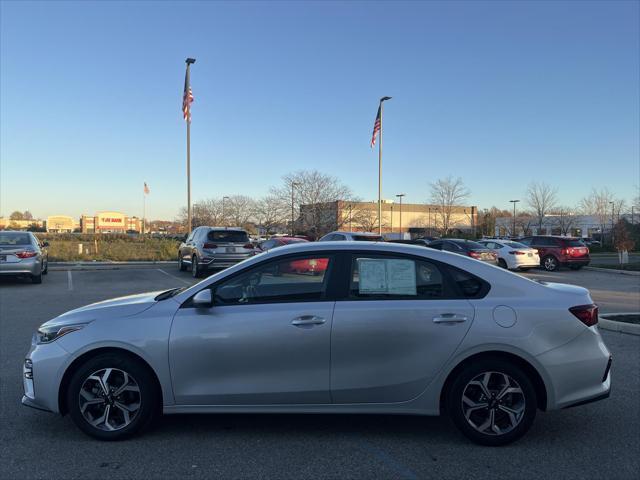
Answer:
[610,201,615,246]
[222,196,229,226]
[390,205,394,233]
[428,207,432,236]
[509,200,520,237]
[291,182,300,236]
[395,193,405,235]
[348,204,353,232]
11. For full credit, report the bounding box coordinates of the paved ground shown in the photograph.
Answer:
[1,267,639,480]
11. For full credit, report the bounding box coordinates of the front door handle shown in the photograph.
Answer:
[433,313,468,324]
[291,315,326,327]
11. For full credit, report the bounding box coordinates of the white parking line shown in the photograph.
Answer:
[156,268,192,285]
[67,270,73,291]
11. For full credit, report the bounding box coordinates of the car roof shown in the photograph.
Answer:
[203,227,247,232]
[329,231,382,236]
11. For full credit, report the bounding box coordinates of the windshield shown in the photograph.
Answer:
[451,240,486,249]
[207,230,249,243]
[565,239,586,247]
[0,233,32,246]
[353,235,384,242]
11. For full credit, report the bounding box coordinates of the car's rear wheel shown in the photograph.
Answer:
[447,360,537,446]
[178,255,186,271]
[191,255,201,278]
[542,255,559,271]
[66,353,158,440]
[498,258,508,269]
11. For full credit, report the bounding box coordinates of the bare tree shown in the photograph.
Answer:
[549,206,578,236]
[224,195,256,228]
[271,170,354,238]
[177,199,224,228]
[351,204,387,233]
[579,188,624,240]
[252,195,288,234]
[428,176,470,235]
[525,181,558,231]
[9,211,24,221]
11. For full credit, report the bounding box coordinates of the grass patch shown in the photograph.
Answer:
[40,234,180,262]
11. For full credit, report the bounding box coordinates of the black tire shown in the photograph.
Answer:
[498,258,508,269]
[178,255,187,271]
[191,255,201,278]
[66,352,158,441]
[31,272,42,284]
[447,359,537,446]
[542,255,559,272]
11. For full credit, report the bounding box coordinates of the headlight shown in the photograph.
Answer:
[37,323,88,344]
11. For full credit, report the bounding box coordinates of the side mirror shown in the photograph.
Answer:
[192,289,213,308]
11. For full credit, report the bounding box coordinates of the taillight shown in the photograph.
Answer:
[203,242,218,249]
[569,304,598,327]
[243,243,254,249]
[469,251,481,259]
[561,248,567,255]
[16,251,37,259]
[509,251,526,255]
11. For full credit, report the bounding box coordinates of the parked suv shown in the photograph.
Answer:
[318,231,385,242]
[178,227,254,277]
[519,236,589,271]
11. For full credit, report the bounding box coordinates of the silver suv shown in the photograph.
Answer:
[318,231,385,242]
[178,227,254,277]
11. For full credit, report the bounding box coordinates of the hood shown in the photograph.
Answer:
[43,291,163,328]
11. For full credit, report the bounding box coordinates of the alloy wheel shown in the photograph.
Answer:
[79,368,141,431]
[544,256,557,271]
[461,371,525,436]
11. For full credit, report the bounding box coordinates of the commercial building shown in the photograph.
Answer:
[0,217,45,230]
[80,211,142,233]
[494,213,637,238]
[298,200,478,237]
[46,215,78,233]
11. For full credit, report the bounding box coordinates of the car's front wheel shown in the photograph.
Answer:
[447,360,537,446]
[67,353,158,440]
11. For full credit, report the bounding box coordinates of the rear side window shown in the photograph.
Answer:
[349,255,447,299]
[352,235,384,242]
[449,268,487,298]
[207,230,249,243]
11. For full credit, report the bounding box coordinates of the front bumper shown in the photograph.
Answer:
[537,326,611,410]
[21,338,70,414]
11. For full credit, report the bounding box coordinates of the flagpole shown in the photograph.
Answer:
[377,96,391,235]
[185,58,196,235]
[143,190,146,235]
[378,101,383,235]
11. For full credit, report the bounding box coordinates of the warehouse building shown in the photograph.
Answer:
[46,215,78,233]
[80,211,142,233]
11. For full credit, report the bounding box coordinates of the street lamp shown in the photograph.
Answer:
[509,200,520,237]
[348,203,353,232]
[291,182,300,236]
[610,201,615,246]
[395,194,405,235]
[222,196,229,226]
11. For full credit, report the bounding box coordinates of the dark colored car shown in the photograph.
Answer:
[257,236,309,253]
[518,236,590,271]
[388,238,432,247]
[427,239,497,264]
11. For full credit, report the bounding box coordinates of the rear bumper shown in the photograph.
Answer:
[0,258,41,276]
[536,327,611,410]
[200,254,253,269]
[561,257,590,267]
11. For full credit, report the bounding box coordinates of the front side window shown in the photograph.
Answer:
[349,255,446,299]
[214,255,332,305]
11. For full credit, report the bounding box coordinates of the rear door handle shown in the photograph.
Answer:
[291,315,326,327]
[433,313,468,324]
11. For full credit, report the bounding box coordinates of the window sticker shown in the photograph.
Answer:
[357,258,416,296]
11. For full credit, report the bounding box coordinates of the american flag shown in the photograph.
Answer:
[182,69,194,122]
[144,182,150,195]
[370,105,381,147]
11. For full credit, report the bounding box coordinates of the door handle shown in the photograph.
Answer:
[433,313,468,324]
[291,315,326,327]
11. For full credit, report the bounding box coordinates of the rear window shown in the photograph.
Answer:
[451,240,486,250]
[504,241,528,249]
[564,239,586,247]
[353,235,384,242]
[207,230,249,243]
[0,233,32,245]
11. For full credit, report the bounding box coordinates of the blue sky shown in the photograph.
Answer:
[1,0,638,220]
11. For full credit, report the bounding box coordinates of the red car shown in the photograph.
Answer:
[257,237,328,275]
[256,236,308,253]
[519,236,590,271]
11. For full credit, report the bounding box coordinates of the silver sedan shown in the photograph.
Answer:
[23,242,611,445]
[0,231,48,283]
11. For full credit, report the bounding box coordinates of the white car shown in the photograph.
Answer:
[478,239,540,271]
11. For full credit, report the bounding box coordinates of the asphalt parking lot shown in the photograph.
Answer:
[1,266,639,480]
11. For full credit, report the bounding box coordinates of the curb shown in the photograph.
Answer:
[584,267,640,276]
[599,314,640,336]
